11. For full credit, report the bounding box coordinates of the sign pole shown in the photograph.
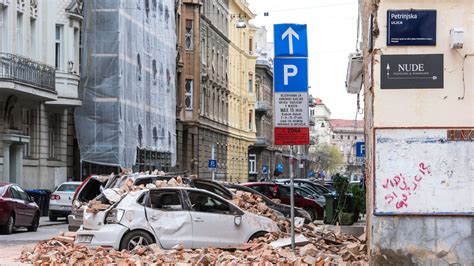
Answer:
[289,145,295,252]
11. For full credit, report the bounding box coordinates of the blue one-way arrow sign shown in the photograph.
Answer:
[274,24,308,57]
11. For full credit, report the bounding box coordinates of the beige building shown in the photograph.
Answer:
[0,0,82,189]
[227,0,257,182]
[329,119,364,177]
[360,0,473,263]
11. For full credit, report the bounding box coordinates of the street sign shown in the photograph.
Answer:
[355,142,366,157]
[274,24,308,57]
[387,10,436,46]
[273,24,309,146]
[381,54,443,89]
[208,159,217,169]
[277,164,283,173]
[262,165,268,174]
[274,58,308,92]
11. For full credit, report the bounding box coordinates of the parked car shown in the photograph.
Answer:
[0,182,40,234]
[49,182,82,221]
[223,183,312,223]
[276,179,333,195]
[76,187,279,250]
[69,173,225,231]
[241,182,324,221]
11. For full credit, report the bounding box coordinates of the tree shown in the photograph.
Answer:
[309,143,343,173]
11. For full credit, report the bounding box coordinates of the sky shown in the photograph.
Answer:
[247,0,362,120]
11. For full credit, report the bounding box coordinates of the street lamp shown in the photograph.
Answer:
[231,14,247,29]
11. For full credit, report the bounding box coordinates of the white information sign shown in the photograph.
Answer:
[274,93,309,127]
[374,128,473,215]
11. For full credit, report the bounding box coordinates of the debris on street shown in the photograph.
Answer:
[20,173,367,265]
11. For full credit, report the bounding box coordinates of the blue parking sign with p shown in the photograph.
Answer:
[208,159,217,169]
[356,142,366,157]
[274,58,308,92]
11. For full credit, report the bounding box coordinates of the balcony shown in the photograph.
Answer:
[255,100,270,114]
[254,136,269,147]
[0,53,56,100]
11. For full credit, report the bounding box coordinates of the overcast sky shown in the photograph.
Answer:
[247,0,362,120]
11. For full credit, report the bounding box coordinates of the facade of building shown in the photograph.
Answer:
[0,0,82,189]
[361,0,473,263]
[248,32,275,181]
[227,0,257,182]
[309,98,332,146]
[329,119,364,176]
[75,0,177,178]
[176,0,230,179]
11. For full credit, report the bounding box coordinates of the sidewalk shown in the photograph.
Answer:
[39,216,67,227]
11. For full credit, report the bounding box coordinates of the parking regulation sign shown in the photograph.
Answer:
[273,23,310,145]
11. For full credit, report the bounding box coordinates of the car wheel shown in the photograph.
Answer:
[27,214,40,232]
[1,215,15,235]
[48,212,57,222]
[304,207,316,221]
[120,231,154,251]
[248,231,268,242]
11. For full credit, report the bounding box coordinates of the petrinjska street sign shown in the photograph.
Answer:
[387,10,436,46]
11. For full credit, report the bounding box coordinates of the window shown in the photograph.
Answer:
[136,53,142,80]
[149,191,183,211]
[185,19,193,50]
[28,18,36,58]
[73,27,79,73]
[249,37,253,54]
[310,109,315,116]
[152,59,157,84]
[248,110,253,130]
[248,73,253,92]
[354,136,358,140]
[0,5,8,52]
[249,154,256,174]
[332,135,335,139]
[188,191,230,214]
[48,114,60,159]
[57,184,80,192]
[16,12,23,55]
[347,135,350,140]
[185,79,193,110]
[340,135,343,140]
[23,109,35,158]
[55,24,63,69]
[201,37,206,64]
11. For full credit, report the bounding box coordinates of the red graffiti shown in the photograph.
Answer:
[382,162,431,209]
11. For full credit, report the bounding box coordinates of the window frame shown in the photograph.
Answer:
[185,79,193,111]
[148,190,184,211]
[187,190,235,215]
[55,24,64,70]
[185,19,193,50]
[248,154,257,174]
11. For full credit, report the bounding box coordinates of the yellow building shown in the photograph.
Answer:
[227,0,257,182]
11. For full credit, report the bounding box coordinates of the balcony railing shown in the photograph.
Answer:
[255,100,270,113]
[0,53,56,92]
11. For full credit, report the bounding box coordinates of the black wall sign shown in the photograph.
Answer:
[387,10,436,46]
[381,54,444,89]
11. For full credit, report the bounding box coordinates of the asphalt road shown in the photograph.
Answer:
[0,221,68,265]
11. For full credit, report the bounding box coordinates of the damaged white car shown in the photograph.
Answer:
[75,187,279,250]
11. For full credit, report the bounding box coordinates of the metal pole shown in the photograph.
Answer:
[289,145,295,252]
[211,144,215,181]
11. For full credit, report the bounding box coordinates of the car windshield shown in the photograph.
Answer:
[0,186,6,196]
[57,183,80,192]
[296,187,313,198]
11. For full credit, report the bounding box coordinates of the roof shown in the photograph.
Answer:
[329,119,364,128]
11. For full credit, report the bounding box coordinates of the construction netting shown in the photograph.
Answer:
[75,0,177,168]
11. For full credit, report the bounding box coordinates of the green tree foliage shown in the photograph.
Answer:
[310,144,343,172]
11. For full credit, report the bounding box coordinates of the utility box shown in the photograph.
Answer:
[345,52,363,94]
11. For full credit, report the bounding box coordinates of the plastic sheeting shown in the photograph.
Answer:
[75,0,176,168]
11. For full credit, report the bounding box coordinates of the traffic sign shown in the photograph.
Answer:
[262,165,268,174]
[274,58,308,92]
[355,142,366,157]
[274,24,308,57]
[277,164,283,173]
[208,159,217,169]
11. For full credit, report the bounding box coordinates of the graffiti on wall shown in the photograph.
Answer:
[375,128,473,215]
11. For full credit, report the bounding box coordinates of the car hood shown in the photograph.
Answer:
[242,211,280,233]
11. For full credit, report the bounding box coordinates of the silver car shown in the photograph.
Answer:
[49,182,81,221]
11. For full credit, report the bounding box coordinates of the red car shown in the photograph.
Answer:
[241,182,324,221]
[0,182,40,234]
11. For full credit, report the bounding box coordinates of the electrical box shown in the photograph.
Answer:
[345,52,363,94]
[450,28,464,49]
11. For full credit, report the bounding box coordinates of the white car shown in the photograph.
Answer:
[49,181,81,221]
[76,187,279,250]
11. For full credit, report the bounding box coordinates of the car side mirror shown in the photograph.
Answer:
[234,215,242,226]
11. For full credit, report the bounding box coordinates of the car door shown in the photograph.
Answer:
[187,191,244,248]
[145,190,193,249]
[9,186,28,226]
[16,186,37,224]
